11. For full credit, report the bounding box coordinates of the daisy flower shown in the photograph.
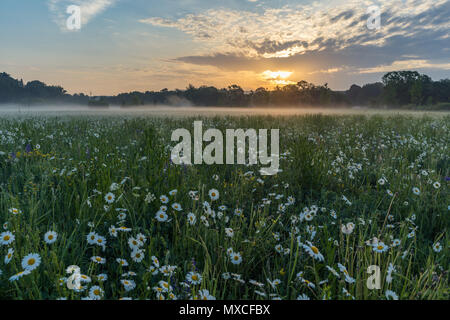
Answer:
[208,189,220,201]
[0,231,15,245]
[303,242,324,261]
[155,211,168,222]
[373,241,389,253]
[121,279,136,292]
[225,228,234,238]
[412,187,420,195]
[97,274,108,282]
[187,212,196,225]
[160,195,169,204]
[432,242,442,253]
[9,208,22,215]
[230,252,242,265]
[91,256,106,264]
[89,286,104,300]
[198,289,216,300]
[4,248,14,264]
[9,270,31,282]
[86,232,98,245]
[104,192,115,204]
[186,271,202,285]
[171,203,182,211]
[21,253,41,271]
[44,231,58,244]
[131,249,145,263]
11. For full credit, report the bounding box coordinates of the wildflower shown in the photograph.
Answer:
[171,203,182,211]
[432,242,442,253]
[44,231,58,244]
[5,248,14,264]
[412,187,420,195]
[186,272,202,285]
[208,189,220,201]
[91,256,106,264]
[373,242,389,253]
[433,182,441,189]
[86,232,98,245]
[392,239,401,247]
[97,274,108,282]
[169,189,178,196]
[326,266,340,278]
[187,212,196,225]
[297,294,310,300]
[267,278,281,289]
[109,225,118,237]
[104,192,115,203]
[9,208,22,215]
[151,256,160,267]
[121,279,136,292]
[160,195,169,204]
[136,233,147,244]
[0,231,15,245]
[131,249,145,263]
[234,208,243,217]
[128,237,142,250]
[198,289,216,300]
[225,228,234,238]
[21,253,41,271]
[230,252,242,265]
[303,242,324,261]
[89,286,104,300]
[155,210,168,222]
[9,270,31,282]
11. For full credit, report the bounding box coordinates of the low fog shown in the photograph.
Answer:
[0,104,446,118]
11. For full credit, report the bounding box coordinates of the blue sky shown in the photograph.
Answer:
[0,0,449,95]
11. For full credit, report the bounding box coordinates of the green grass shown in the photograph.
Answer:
[0,113,448,300]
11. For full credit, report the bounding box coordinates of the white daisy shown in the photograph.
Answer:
[21,253,41,271]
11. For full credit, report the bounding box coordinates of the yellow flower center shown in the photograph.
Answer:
[311,246,319,254]
[28,258,36,265]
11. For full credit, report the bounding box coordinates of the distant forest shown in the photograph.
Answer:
[0,71,449,109]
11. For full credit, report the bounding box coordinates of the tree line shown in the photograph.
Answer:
[0,71,448,109]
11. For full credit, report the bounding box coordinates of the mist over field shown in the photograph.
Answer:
[0,104,448,118]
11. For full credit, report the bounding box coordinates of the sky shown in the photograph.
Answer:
[0,0,449,95]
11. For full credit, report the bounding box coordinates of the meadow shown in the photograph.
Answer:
[0,111,448,300]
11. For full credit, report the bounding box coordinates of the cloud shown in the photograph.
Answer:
[358,59,450,74]
[140,0,448,58]
[48,0,117,30]
[140,0,449,88]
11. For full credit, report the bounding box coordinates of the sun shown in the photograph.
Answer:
[260,70,295,86]
[261,70,293,80]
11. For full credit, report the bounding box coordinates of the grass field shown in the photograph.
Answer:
[0,112,448,300]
